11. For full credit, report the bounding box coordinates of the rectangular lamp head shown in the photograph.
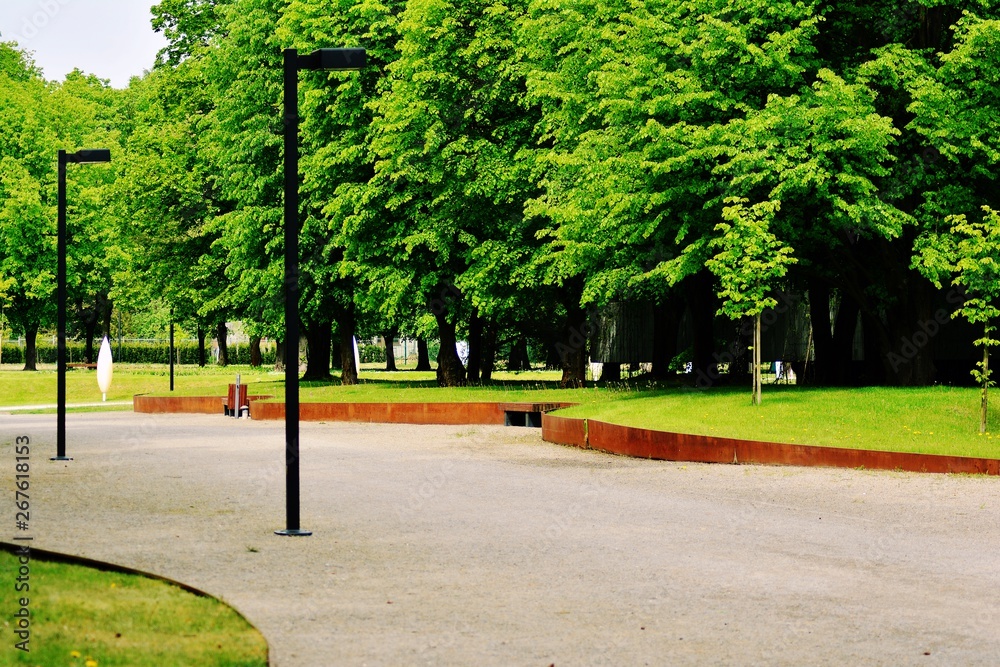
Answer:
[301,48,366,72]
[70,149,112,164]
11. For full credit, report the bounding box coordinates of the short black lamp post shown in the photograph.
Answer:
[277,48,366,537]
[54,148,112,461]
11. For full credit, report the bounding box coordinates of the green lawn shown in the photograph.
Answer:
[0,363,596,406]
[0,549,267,666]
[3,363,1000,460]
[556,385,1000,459]
[0,364,278,407]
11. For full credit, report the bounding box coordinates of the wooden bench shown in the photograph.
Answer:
[67,363,98,369]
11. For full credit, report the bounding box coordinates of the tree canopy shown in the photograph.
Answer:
[1,0,998,390]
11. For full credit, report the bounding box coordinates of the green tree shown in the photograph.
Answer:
[520,0,822,380]
[915,209,1000,433]
[353,0,536,386]
[0,53,57,369]
[706,199,797,404]
[280,0,407,383]
[112,58,222,366]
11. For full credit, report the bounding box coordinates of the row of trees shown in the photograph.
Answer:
[0,43,119,370]
[1,0,999,395]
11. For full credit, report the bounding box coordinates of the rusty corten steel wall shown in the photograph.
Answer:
[251,401,508,425]
[132,396,998,476]
[133,395,272,415]
[583,419,1000,475]
[133,395,224,414]
[541,413,589,448]
[252,401,577,425]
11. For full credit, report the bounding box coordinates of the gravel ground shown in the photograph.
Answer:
[1,412,998,666]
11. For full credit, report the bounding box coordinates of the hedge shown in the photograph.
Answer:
[359,344,387,364]
[1,341,277,366]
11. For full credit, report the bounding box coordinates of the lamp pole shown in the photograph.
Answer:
[276,47,366,537]
[54,148,112,462]
[169,308,175,392]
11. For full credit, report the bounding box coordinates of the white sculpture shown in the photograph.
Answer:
[97,336,113,401]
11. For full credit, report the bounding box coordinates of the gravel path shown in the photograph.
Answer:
[1,412,998,666]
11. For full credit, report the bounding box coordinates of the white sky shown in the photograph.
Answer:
[0,1,168,88]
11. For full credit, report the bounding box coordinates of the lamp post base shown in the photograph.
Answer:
[275,528,312,537]
[50,456,73,461]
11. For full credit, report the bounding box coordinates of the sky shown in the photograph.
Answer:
[0,0,168,88]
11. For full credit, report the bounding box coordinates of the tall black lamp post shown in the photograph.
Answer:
[276,47,366,537]
[169,307,175,392]
[54,148,112,462]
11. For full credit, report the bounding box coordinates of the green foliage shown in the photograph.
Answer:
[7,0,1000,391]
[914,206,1000,431]
[706,199,797,319]
[0,46,120,351]
[112,56,222,337]
[359,343,387,364]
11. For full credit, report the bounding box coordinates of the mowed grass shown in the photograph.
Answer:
[3,363,1000,459]
[0,364,278,408]
[0,363,593,406]
[0,549,267,667]
[556,385,1000,459]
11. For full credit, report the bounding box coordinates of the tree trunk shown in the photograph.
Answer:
[874,281,937,386]
[416,337,432,371]
[831,294,860,385]
[980,336,989,434]
[807,279,833,386]
[100,295,113,342]
[82,304,97,364]
[274,339,285,372]
[249,336,262,367]
[601,362,621,382]
[22,322,38,371]
[509,336,530,371]
[197,326,207,367]
[383,328,398,372]
[303,320,334,382]
[467,309,482,382]
[753,313,762,405]
[557,305,588,388]
[689,271,716,380]
[480,319,497,382]
[651,299,680,378]
[338,314,358,386]
[215,322,228,366]
[434,312,466,387]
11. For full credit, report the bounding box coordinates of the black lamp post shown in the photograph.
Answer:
[54,148,112,462]
[169,307,175,392]
[276,47,366,537]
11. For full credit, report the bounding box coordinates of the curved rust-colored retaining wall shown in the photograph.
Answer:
[543,414,1000,476]
[133,395,999,476]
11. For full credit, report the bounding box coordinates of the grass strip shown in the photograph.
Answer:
[555,385,1000,459]
[0,548,267,666]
